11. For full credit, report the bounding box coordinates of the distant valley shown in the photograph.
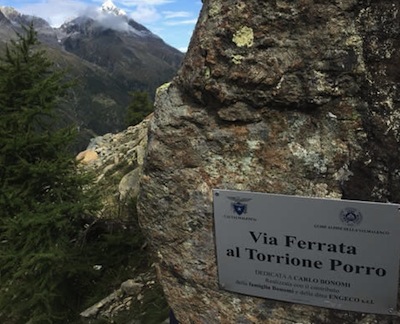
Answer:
[0,1,184,150]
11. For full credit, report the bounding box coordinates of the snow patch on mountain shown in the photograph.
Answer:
[100,0,127,17]
[96,1,155,37]
[1,6,24,26]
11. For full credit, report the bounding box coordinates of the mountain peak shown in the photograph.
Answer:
[100,0,126,16]
[0,6,21,18]
[0,6,51,30]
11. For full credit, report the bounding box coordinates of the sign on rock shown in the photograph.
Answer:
[213,189,400,315]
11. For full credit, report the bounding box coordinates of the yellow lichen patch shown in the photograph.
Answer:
[345,35,362,47]
[236,2,246,11]
[231,54,245,65]
[209,3,222,18]
[156,82,171,96]
[232,26,254,48]
[204,66,211,78]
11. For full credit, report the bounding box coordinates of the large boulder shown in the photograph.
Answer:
[138,1,400,323]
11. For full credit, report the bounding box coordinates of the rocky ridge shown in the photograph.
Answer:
[76,115,170,323]
[77,115,150,206]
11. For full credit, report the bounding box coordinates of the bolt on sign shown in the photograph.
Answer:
[213,189,400,315]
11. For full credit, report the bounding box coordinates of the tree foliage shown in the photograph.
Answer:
[0,25,100,323]
[125,90,153,127]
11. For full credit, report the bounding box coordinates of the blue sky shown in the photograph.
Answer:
[0,0,202,52]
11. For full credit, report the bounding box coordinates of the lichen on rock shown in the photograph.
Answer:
[232,26,254,48]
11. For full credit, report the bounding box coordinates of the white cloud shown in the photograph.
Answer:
[15,0,91,27]
[119,0,173,5]
[164,18,197,26]
[116,0,173,24]
[96,14,132,32]
[130,4,161,23]
[163,10,191,19]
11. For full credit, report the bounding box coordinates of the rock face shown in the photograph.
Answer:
[78,116,150,215]
[138,1,400,323]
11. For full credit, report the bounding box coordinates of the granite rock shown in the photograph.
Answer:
[77,116,150,210]
[138,1,400,323]
[76,149,99,164]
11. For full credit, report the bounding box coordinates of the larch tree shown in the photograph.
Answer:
[0,24,100,323]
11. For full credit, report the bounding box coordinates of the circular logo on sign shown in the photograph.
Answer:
[339,207,363,226]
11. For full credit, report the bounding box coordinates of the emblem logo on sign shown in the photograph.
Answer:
[339,207,363,226]
[228,197,252,215]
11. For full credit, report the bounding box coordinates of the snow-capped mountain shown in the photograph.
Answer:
[0,2,184,145]
[0,6,51,29]
[59,0,154,38]
[0,5,59,45]
[0,6,50,28]
[100,0,127,16]
[0,8,10,25]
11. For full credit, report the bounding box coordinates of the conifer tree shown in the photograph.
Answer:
[125,90,153,126]
[0,25,100,323]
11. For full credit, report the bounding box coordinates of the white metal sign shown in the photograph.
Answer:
[213,189,400,315]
